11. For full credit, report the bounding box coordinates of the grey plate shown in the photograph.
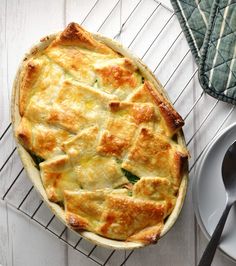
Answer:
[193,122,236,262]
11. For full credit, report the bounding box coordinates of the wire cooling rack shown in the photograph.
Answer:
[1,0,236,265]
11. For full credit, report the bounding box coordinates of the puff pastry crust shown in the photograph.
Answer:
[16,22,188,244]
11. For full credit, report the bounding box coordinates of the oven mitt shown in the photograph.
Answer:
[171,0,236,105]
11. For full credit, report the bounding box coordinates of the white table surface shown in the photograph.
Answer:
[1,1,236,265]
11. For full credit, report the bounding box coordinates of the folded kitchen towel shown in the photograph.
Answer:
[171,0,236,105]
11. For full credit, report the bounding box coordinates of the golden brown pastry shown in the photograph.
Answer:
[15,22,188,244]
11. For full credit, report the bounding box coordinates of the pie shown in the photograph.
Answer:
[13,23,188,247]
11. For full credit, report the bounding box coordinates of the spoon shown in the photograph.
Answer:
[198,140,236,266]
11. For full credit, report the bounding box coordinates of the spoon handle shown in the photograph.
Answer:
[198,202,232,266]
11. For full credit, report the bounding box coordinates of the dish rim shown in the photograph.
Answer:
[11,31,189,250]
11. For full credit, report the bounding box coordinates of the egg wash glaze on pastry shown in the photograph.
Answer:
[15,23,188,244]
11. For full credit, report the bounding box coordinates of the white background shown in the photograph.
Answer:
[1,0,236,265]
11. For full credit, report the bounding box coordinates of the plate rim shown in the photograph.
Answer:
[192,121,236,262]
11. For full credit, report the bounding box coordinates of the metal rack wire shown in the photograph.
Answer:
[1,0,235,265]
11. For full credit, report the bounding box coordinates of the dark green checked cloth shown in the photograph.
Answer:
[171,0,236,105]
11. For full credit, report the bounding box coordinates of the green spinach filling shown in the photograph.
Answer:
[121,168,139,184]
[30,153,44,168]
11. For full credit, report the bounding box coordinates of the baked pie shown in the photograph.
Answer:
[12,23,188,247]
